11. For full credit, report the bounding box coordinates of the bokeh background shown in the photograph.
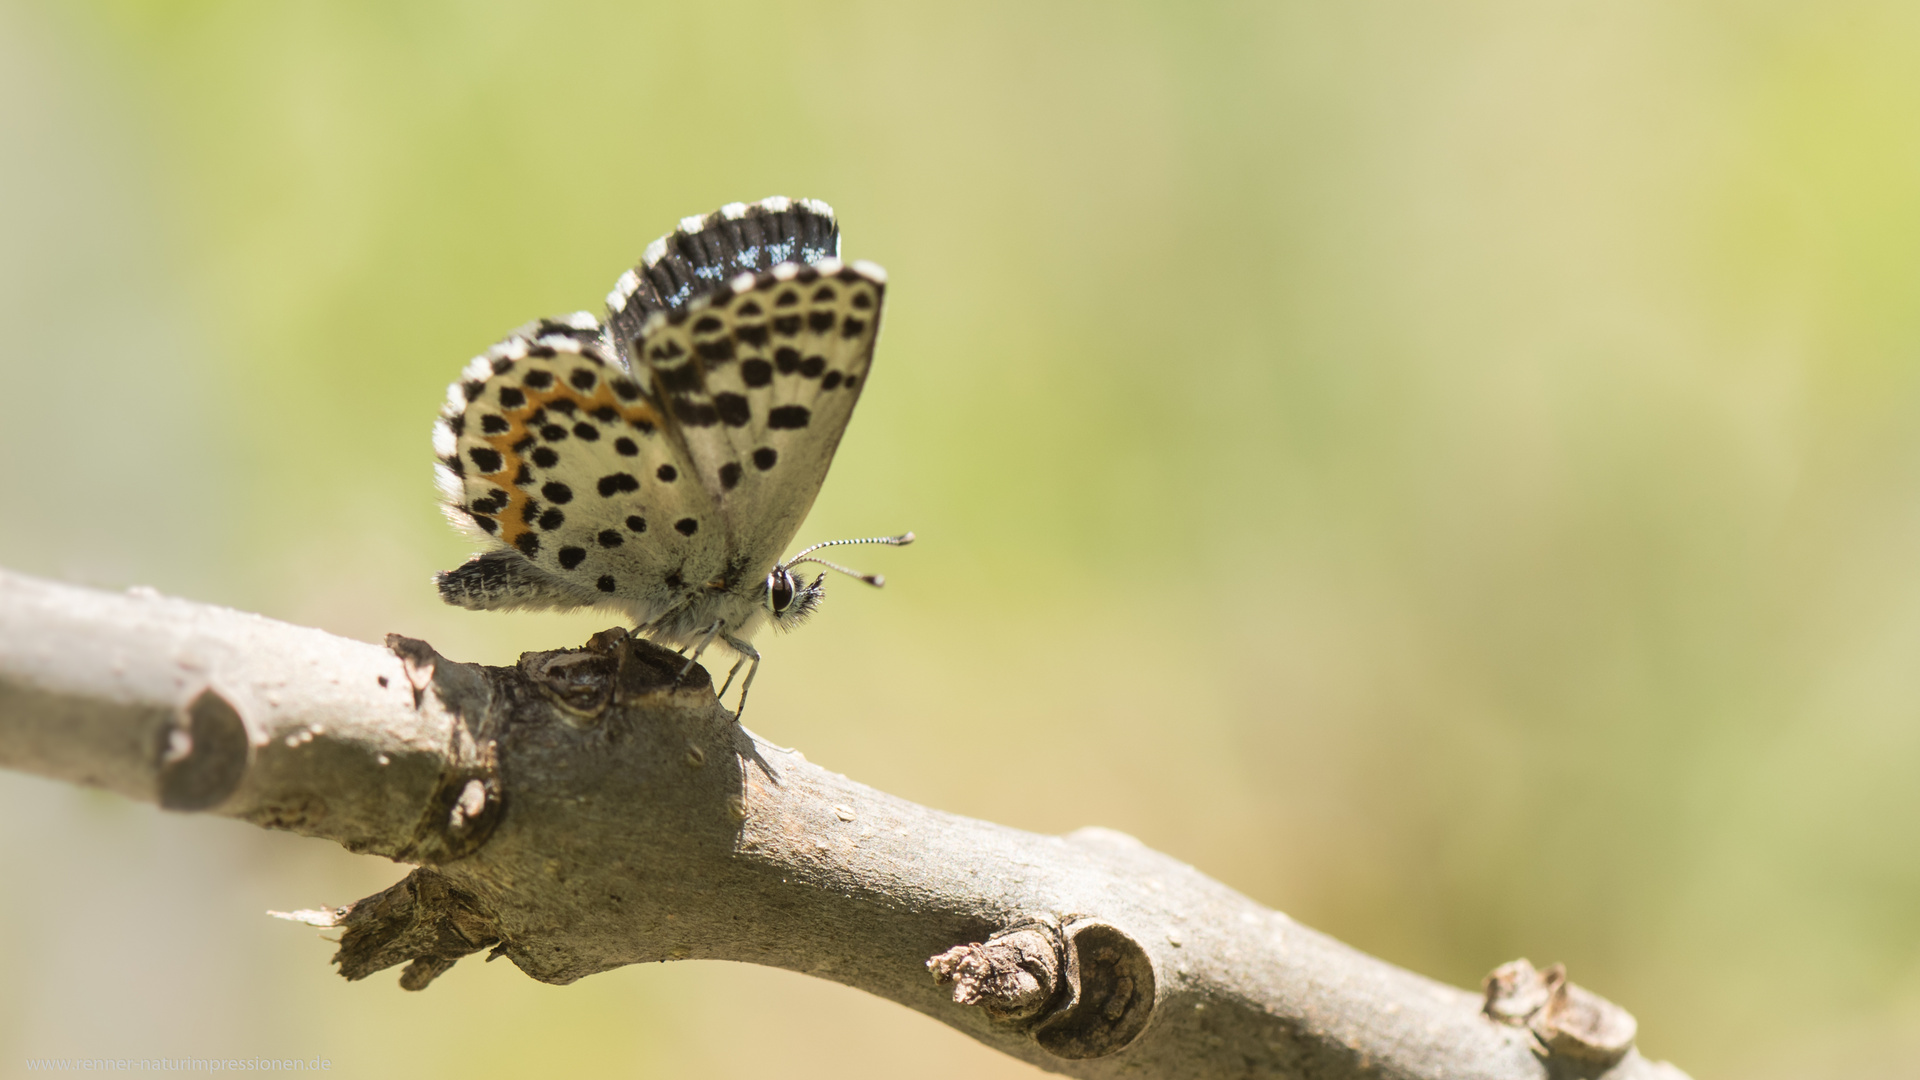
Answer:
[3,1,1919,1076]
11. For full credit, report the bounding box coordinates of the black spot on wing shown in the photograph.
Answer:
[532,446,559,468]
[767,405,812,429]
[719,462,742,490]
[597,472,640,497]
[675,518,699,536]
[480,414,509,434]
[514,532,540,556]
[753,447,777,470]
[714,393,751,427]
[658,364,702,394]
[497,386,526,408]
[808,311,835,333]
[558,546,586,569]
[656,464,677,482]
[741,359,773,386]
[542,481,573,504]
[538,508,566,530]
[524,370,554,389]
[469,447,503,473]
[597,575,617,593]
[672,398,719,427]
[598,529,623,548]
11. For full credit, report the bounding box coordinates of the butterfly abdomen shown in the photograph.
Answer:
[435,550,601,613]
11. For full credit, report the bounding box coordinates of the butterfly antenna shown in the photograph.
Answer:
[786,532,914,588]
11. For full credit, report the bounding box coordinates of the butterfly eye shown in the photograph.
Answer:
[767,569,796,613]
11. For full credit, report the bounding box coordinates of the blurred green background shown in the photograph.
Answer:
[3,1,1919,1076]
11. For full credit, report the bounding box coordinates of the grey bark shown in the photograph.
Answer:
[0,568,1689,1080]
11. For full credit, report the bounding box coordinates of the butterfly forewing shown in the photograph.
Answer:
[632,258,886,567]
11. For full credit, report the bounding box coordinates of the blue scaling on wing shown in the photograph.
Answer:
[606,196,840,368]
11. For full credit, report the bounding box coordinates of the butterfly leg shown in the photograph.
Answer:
[717,655,748,700]
[677,620,724,681]
[720,634,761,721]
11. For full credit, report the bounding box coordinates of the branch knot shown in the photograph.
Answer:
[1483,958,1638,1065]
[929,926,1060,1020]
[930,918,1156,1061]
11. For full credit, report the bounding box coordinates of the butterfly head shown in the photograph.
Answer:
[763,532,915,632]
[764,566,827,629]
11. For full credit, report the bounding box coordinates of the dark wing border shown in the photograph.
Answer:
[606,196,840,366]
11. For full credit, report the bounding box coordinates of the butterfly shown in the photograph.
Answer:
[432,197,910,717]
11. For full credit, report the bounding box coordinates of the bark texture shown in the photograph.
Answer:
[0,569,1690,1080]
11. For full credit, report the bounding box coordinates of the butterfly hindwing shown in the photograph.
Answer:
[435,332,727,612]
[631,258,887,569]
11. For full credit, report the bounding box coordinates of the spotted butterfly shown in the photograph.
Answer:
[433,197,910,716]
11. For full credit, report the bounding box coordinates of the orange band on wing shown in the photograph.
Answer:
[465,363,662,551]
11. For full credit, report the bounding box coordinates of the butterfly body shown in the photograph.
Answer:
[432,198,904,712]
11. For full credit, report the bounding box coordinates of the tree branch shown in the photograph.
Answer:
[0,569,1689,1080]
